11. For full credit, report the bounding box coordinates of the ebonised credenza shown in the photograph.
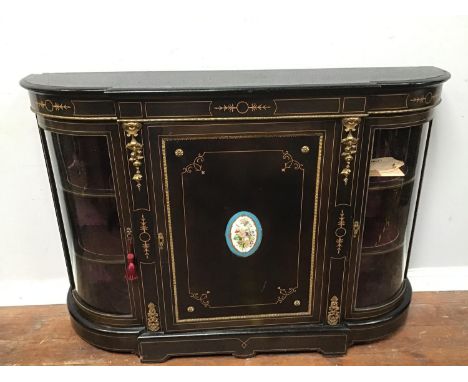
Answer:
[21,67,449,362]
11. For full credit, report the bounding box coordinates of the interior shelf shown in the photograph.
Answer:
[368,173,416,191]
[73,225,124,261]
[361,241,404,256]
[59,184,116,198]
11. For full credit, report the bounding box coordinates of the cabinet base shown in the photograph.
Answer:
[67,290,144,354]
[68,282,411,363]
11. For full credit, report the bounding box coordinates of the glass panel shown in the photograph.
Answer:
[52,134,114,192]
[356,246,404,307]
[44,130,130,315]
[368,126,422,188]
[362,183,414,250]
[74,256,131,315]
[356,123,429,308]
[63,194,122,257]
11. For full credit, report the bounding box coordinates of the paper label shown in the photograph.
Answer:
[369,157,405,177]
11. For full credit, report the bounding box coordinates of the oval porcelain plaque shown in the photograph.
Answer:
[225,211,262,258]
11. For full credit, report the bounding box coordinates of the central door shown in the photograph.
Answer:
[149,121,334,329]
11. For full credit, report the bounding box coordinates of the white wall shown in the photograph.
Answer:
[1,1,467,305]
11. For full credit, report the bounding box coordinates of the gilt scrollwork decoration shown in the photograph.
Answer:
[282,151,304,172]
[276,286,298,304]
[327,296,341,326]
[353,221,360,239]
[157,232,165,250]
[147,302,160,331]
[189,290,211,307]
[340,117,360,186]
[123,122,144,190]
[182,153,205,175]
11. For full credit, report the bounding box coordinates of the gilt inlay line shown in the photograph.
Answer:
[139,214,151,259]
[409,92,433,105]
[340,117,360,186]
[214,101,271,114]
[36,99,71,112]
[335,210,346,255]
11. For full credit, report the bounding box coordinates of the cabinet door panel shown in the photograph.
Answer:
[150,122,333,328]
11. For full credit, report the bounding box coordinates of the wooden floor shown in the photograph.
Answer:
[1,291,467,365]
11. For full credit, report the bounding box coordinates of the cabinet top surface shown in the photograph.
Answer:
[21,67,450,94]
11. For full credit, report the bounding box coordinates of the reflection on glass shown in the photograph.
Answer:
[64,194,122,257]
[52,134,114,192]
[75,256,131,315]
[362,184,413,249]
[356,246,404,307]
[356,124,428,308]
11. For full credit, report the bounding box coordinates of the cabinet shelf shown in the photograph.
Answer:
[72,229,125,263]
[361,241,404,256]
[59,184,116,198]
[368,175,416,191]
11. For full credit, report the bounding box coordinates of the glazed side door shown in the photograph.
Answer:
[147,120,336,331]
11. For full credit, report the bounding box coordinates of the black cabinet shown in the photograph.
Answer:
[21,67,449,362]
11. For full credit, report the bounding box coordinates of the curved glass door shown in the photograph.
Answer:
[44,132,131,315]
[356,123,429,308]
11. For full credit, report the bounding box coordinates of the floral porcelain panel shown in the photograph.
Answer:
[225,211,262,258]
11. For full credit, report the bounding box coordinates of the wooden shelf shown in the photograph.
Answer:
[60,184,116,198]
[368,174,416,191]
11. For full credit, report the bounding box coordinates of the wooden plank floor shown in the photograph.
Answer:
[1,291,467,365]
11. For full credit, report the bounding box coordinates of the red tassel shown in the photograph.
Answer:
[126,253,138,281]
